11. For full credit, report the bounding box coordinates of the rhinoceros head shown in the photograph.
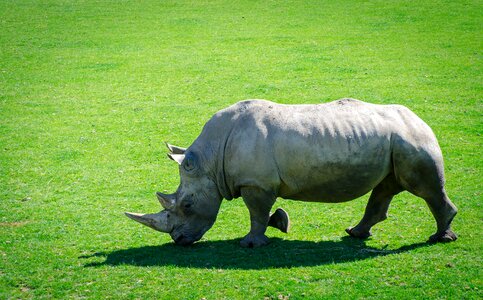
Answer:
[125,144,222,246]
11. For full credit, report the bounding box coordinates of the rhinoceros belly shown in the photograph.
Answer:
[275,137,392,202]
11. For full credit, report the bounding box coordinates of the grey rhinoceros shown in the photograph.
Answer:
[126,99,458,247]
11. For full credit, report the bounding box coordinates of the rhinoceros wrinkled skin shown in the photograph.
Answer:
[125,99,458,247]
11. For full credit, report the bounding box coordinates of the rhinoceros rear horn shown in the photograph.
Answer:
[124,211,172,233]
[156,192,176,210]
[165,142,186,154]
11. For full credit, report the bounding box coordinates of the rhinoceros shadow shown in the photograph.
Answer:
[81,237,430,269]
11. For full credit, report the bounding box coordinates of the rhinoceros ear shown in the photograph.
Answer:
[165,142,186,154]
[167,153,185,165]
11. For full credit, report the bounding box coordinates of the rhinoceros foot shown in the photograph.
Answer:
[268,208,290,233]
[240,233,270,248]
[345,226,372,239]
[428,230,458,243]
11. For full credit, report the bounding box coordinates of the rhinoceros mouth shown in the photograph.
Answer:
[172,234,196,246]
[171,230,204,246]
[174,234,193,246]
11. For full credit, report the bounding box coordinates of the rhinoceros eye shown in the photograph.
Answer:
[182,152,197,172]
[182,197,194,212]
[181,202,194,216]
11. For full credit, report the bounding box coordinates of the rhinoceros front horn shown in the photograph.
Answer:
[124,211,172,233]
[156,192,176,210]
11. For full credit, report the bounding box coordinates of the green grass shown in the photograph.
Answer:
[1,0,481,299]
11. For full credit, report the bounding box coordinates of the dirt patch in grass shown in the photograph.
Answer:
[0,221,30,227]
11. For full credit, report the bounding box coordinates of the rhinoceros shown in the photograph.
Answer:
[125,99,457,247]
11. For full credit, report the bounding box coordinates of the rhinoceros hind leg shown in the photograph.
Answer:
[429,229,457,243]
[346,174,403,239]
[268,208,290,233]
[392,140,458,243]
[345,227,372,239]
[422,191,458,243]
[397,165,458,242]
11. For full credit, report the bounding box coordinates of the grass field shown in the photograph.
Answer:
[1,0,481,299]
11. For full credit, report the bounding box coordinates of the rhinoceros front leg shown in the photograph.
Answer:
[268,208,290,233]
[240,187,276,248]
[346,174,403,238]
